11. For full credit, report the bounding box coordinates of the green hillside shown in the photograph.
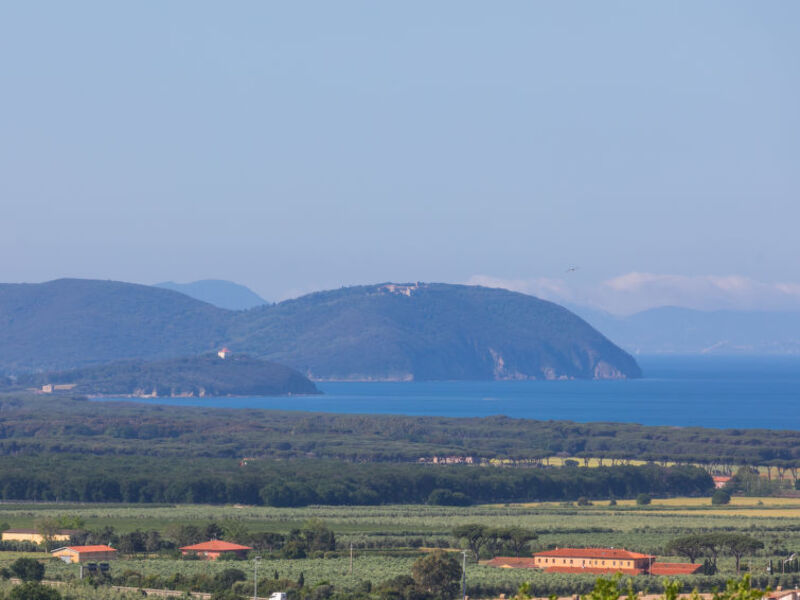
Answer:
[0,279,229,372]
[0,279,640,380]
[7,354,318,396]
[228,283,641,380]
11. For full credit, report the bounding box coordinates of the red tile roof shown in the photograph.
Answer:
[485,557,538,568]
[180,540,253,552]
[534,548,655,560]
[57,545,117,553]
[764,590,800,600]
[544,566,645,575]
[649,562,703,575]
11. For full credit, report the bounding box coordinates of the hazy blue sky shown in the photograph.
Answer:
[2,2,799,311]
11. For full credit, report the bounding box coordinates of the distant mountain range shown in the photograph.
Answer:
[0,279,640,380]
[154,279,268,310]
[569,305,800,355]
[4,354,318,397]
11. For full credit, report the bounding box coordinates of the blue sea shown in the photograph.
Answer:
[98,356,800,430]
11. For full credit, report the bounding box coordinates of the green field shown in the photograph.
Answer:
[1,499,800,598]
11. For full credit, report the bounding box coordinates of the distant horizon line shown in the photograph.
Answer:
[4,275,800,317]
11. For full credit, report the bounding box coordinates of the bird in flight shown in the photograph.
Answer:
[565,266,579,273]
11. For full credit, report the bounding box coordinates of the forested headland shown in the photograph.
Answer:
[3,354,319,397]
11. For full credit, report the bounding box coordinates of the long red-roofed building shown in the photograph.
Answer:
[534,548,656,573]
[180,540,253,560]
[485,548,701,577]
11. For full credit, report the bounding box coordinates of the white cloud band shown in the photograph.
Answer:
[467,272,800,315]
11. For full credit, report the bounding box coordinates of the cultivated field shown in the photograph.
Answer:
[1,498,799,597]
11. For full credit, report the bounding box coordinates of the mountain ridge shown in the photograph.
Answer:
[228,282,641,381]
[568,304,800,355]
[0,279,640,380]
[154,279,268,310]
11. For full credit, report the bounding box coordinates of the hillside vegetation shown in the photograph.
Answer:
[0,279,640,380]
[5,354,318,397]
[227,283,641,380]
[0,279,228,373]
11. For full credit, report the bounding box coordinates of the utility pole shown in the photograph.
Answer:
[350,543,354,575]
[461,550,468,600]
[253,556,261,600]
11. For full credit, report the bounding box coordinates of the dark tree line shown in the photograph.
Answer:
[0,454,713,506]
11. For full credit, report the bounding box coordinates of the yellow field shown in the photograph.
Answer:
[611,496,800,507]
[539,457,797,482]
[658,509,800,517]
[501,496,800,511]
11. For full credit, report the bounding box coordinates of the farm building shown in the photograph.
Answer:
[51,545,118,563]
[486,548,701,576]
[179,540,253,559]
[534,548,656,574]
[713,476,732,489]
[2,528,78,545]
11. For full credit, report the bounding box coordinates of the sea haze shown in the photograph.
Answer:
[96,356,800,430]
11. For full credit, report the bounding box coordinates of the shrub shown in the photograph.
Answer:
[712,490,731,505]
[210,591,243,600]
[635,493,651,505]
[10,558,45,582]
[427,489,472,506]
[9,582,61,600]
[215,568,247,591]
